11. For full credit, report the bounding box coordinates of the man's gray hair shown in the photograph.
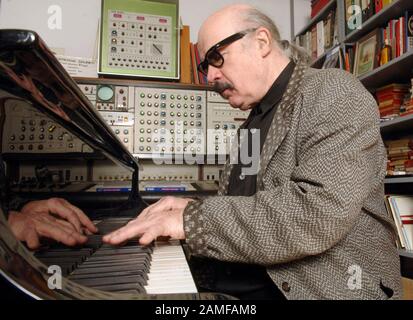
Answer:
[242,7,310,64]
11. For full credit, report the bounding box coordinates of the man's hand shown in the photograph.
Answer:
[8,198,98,249]
[103,196,193,246]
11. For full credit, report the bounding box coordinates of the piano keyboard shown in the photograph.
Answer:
[34,218,198,294]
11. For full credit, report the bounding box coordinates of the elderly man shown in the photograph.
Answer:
[47,3,404,299]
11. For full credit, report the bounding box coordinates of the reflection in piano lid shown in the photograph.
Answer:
[0,30,234,300]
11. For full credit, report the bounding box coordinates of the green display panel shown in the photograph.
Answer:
[99,0,179,80]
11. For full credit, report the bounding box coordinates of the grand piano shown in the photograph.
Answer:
[0,29,232,300]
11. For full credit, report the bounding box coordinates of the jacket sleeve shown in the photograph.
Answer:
[183,82,387,266]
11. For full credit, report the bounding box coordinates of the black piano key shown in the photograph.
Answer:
[90,282,146,293]
[71,274,145,287]
[83,253,150,263]
[37,256,84,265]
[79,259,150,268]
[92,247,152,256]
[69,269,147,281]
[81,259,151,272]
[73,260,150,275]
[35,249,92,259]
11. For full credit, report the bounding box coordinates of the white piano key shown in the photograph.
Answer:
[144,241,198,294]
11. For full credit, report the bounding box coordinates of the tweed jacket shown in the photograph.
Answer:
[183,62,402,300]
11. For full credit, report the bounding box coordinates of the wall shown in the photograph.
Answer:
[293,0,311,40]
[0,0,311,58]
[179,0,292,43]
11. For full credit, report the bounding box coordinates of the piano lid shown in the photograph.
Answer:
[0,29,139,172]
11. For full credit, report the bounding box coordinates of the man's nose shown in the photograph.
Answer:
[207,65,221,83]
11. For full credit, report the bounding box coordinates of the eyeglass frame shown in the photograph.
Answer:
[197,28,258,76]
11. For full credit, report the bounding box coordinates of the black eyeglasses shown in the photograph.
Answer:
[197,28,257,76]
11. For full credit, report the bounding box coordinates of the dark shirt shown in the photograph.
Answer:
[192,61,296,300]
[228,60,296,196]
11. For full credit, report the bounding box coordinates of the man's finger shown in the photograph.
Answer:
[60,199,97,233]
[139,227,163,246]
[103,222,143,245]
[50,218,88,242]
[36,221,86,246]
[46,199,83,234]
[25,228,41,250]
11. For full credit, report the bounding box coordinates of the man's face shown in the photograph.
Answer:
[198,23,260,110]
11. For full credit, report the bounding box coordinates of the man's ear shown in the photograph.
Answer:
[255,27,272,57]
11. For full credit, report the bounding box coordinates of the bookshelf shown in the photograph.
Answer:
[295,0,338,39]
[344,0,413,43]
[295,0,413,282]
[359,50,413,89]
[385,176,413,184]
[380,113,413,136]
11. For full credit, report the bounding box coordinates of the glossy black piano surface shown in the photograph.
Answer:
[0,30,231,300]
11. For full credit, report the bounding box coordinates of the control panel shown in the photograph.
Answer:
[19,161,88,184]
[206,91,249,155]
[78,84,134,153]
[202,164,224,182]
[139,162,198,181]
[100,0,179,79]
[0,99,92,154]
[134,87,206,155]
[92,160,133,181]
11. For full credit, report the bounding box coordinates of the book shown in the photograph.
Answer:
[388,196,413,250]
[322,46,340,68]
[407,11,413,52]
[189,42,199,84]
[385,196,405,248]
[179,25,191,84]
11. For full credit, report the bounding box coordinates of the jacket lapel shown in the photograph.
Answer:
[218,62,308,196]
[257,62,307,189]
